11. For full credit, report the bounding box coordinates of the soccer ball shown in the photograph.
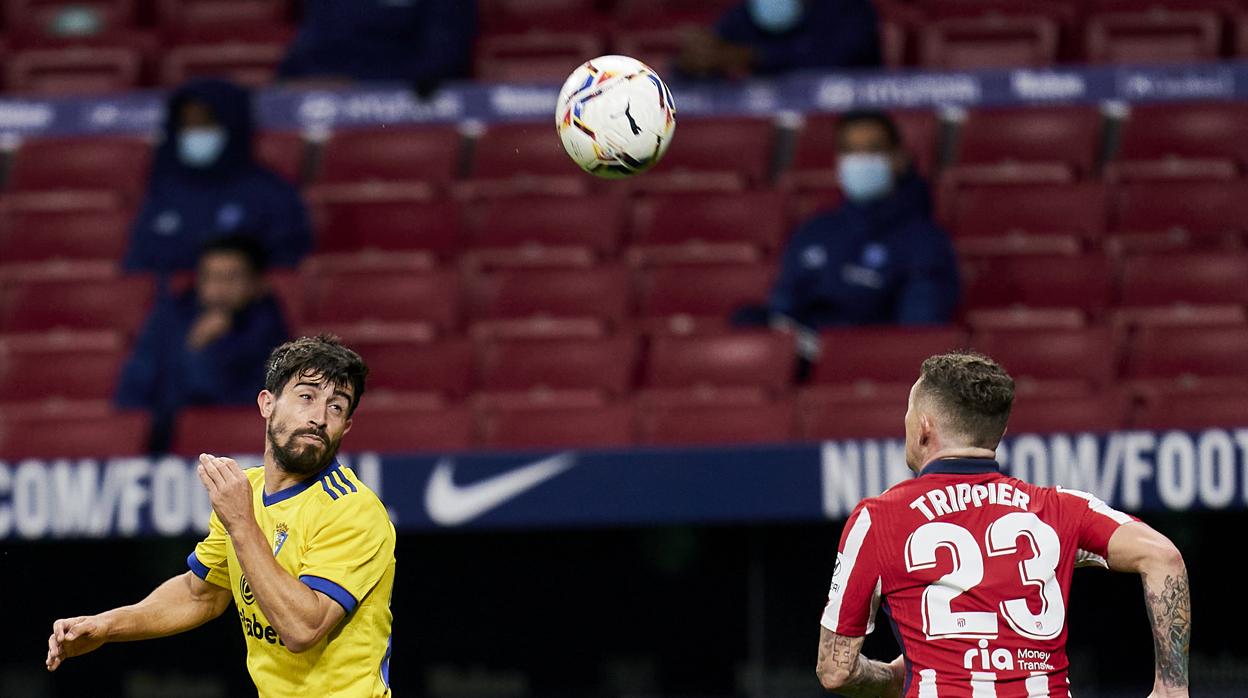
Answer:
[556,55,676,179]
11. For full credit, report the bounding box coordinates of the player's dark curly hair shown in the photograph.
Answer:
[919,352,1014,448]
[264,335,368,415]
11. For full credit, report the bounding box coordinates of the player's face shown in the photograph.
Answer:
[263,373,354,476]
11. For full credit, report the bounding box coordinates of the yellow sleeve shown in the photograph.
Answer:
[187,511,231,590]
[297,497,394,614]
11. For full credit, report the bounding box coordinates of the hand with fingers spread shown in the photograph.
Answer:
[46,615,109,671]
[196,453,256,534]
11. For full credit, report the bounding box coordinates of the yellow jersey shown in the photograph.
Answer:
[188,461,395,698]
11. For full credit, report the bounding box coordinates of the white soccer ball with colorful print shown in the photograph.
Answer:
[555,55,677,179]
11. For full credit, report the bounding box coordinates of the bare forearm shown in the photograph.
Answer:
[1142,562,1190,692]
[230,522,325,647]
[100,574,226,642]
[816,628,903,697]
[829,657,900,697]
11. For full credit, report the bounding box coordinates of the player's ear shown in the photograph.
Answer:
[258,390,274,418]
[919,413,933,446]
[341,416,352,437]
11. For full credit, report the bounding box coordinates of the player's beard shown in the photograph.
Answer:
[267,418,341,477]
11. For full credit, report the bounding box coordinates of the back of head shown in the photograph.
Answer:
[916,352,1015,450]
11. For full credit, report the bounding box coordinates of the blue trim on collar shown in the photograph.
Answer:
[920,458,1001,476]
[263,461,340,507]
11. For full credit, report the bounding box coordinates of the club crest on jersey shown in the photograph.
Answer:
[273,522,289,557]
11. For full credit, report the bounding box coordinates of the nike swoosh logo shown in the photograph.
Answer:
[624,103,642,135]
[424,453,576,526]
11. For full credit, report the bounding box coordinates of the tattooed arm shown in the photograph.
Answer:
[1106,522,1190,698]
[815,626,904,697]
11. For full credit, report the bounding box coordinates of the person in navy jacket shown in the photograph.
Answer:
[124,79,312,275]
[278,0,477,91]
[117,235,291,453]
[678,0,881,78]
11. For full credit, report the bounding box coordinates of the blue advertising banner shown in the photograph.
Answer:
[1,428,1245,540]
[0,61,1245,138]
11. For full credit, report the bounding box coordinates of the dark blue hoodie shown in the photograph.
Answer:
[716,0,881,75]
[124,80,312,273]
[768,172,960,328]
[278,0,477,87]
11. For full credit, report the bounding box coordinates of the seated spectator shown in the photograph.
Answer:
[743,110,958,354]
[678,0,881,79]
[117,236,290,453]
[278,0,476,92]
[124,79,312,274]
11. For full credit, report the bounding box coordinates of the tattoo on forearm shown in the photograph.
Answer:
[1142,571,1191,688]
[817,630,898,697]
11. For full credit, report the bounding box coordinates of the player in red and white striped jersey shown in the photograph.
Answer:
[816,353,1190,698]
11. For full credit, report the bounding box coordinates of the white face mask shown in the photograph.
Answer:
[748,0,804,33]
[178,127,228,168]
[838,153,894,203]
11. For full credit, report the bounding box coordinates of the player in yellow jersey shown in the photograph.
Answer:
[46,335,395,697]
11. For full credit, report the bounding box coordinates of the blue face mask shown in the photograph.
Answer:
[178,127,227,168]
[748,0,804,33]
[838,153,894,203]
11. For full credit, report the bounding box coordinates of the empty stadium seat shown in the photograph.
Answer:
[304,268,461,331]
[0,409,149,459]
[634,263,773,327]
[1111,180,1248,251]
[478,402,635,449]
[1113,103,1248,180]
[788,110,939,188]
[313,199,463,259]
[1133,393,1248,430]
[4,0,137,34]
[964,308,1089,332]
[0,206,131,262]
[795,391,906,440]
[7,137,151,201]
[971,328,1116,394]
[156,0,286,31]
[172,406,262,455]
[1085,10,1222,64]
[465,122,588,198]
[1118,253,1248,308]
[1124,326,1248,383]
[6,46,143,95]
[960,255,1114,316]
[811,326,969,385]
[636,117,774,193]
[343,399,474,454]
[317,126,461,191]
[466,194,624,260]
[0,276,153,334]
[611,28,685,73]
[919,15,1060,69]
[952,106,1102,183]
[941,182,1106,256]
[645,332,793,392]
[615,0,738,28]
[475,31,605,82]
[477,335,638,395]
[480,0,606,32]
[629,191,788,263]
[0,330,126,401]
[466,266,631,332]
[352,337,473,400]
[637,398,794,446]
[1006,392,1131,435]
[255,131,306,185]
[160,39,289,88]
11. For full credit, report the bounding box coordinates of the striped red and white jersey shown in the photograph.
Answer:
[821,458,1136,698]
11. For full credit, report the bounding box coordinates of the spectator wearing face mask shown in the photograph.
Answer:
[678,0,881,79]
[117,235,291,453]
[123,79,312,275]
[765,110,959,340]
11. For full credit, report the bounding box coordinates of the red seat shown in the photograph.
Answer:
[172,406,262,455]
[1124,326,1248,382]
[965,308,1088,332]
[464,122,588,198]
[637,397,794,446]
[343,399,474,454]
[942,182,1106,257]
[920,15,1059,69]
[634,263,774,326]
[0,276,153,334]
[157,0,286,30]
[466,266,630,331]
[1133,393,1248,430]
[305,269,460,331]
[796,392,906,440]
[466,194,623,258]
[354,338,473,400]
[0,206,131,262]
[645,331,793,392]
[314,199,462,259]
[478,402,635,449]
[0,330,126,400]
[789,110,939,188]
[477,335,637,396]
[630,191,788,262]
[0,409,149,459]
[480,0,605,31]
[6,46,142,95]
[318,126,461,192]
[615,0,739,28]
[1114,103,1248,179]
[1085,10,1222,64]
[474,31,605,82]
[811,327,969,386]
[1006,392,1131,435]
[636,117,774,193]
[7,137,150,201]
[971,328,1116,394]
[611,28,685,74]
[961,255,1114,316]
[255,131,305,185]
[1111,180,1248,250]
[4,0,137,33]
[953,106,1102,182]
[160,39,289,87]
[1119,253,1248,308]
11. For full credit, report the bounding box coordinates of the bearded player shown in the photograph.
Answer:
[47,335,395,698]
[816,352,1190,698]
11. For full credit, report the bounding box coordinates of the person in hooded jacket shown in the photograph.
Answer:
[124,79,312,275]
[678,0,880,78]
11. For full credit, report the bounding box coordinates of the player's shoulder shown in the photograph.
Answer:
[310,465,390,517]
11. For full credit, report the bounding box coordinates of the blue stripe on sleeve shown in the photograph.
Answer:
[187,552,211,580]
[300,575,358,614]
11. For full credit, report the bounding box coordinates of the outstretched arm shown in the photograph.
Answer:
[1106,522,1190,697]
[815,626,904,697]
[46,571,232,671]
